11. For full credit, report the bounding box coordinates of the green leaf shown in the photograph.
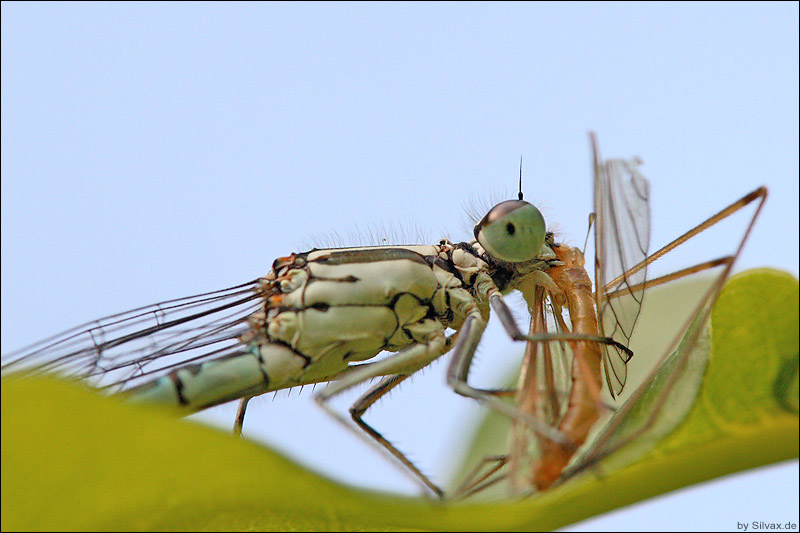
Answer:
[2,269,798,531]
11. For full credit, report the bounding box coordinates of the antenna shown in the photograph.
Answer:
[518,155,524,200]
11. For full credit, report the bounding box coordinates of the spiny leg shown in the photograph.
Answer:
[314,332,451,498]
[233,395,252,437]
[347,371,516,500]
[454,292,565,499]
[347,373,443,497]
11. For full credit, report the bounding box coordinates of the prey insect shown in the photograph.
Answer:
[1,151,635,499]
[454,133,767,499]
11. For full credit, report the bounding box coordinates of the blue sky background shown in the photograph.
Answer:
[2,2,797,530]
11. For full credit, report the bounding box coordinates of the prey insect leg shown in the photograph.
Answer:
[452,455,511,499]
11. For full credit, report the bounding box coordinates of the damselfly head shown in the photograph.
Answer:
[474,199,546,263]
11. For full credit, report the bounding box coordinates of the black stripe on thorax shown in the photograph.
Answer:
[310,248,429,266]
[455,241,516,292]
[454,241,484,260]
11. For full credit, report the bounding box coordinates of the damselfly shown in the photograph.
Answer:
[2,147,634,499]
[453,133,767,498]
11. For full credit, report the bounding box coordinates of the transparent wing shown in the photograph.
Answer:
[591,133,651,397]
[1,280,264,392]
[504,284,574,492]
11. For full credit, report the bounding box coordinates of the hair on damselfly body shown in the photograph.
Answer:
[453,133,767,499]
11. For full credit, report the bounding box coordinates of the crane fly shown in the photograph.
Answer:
[453,133,767,499]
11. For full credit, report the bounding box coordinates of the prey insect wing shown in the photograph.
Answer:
[591,133,650,398]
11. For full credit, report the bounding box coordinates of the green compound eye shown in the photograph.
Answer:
[474,200,546,263]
